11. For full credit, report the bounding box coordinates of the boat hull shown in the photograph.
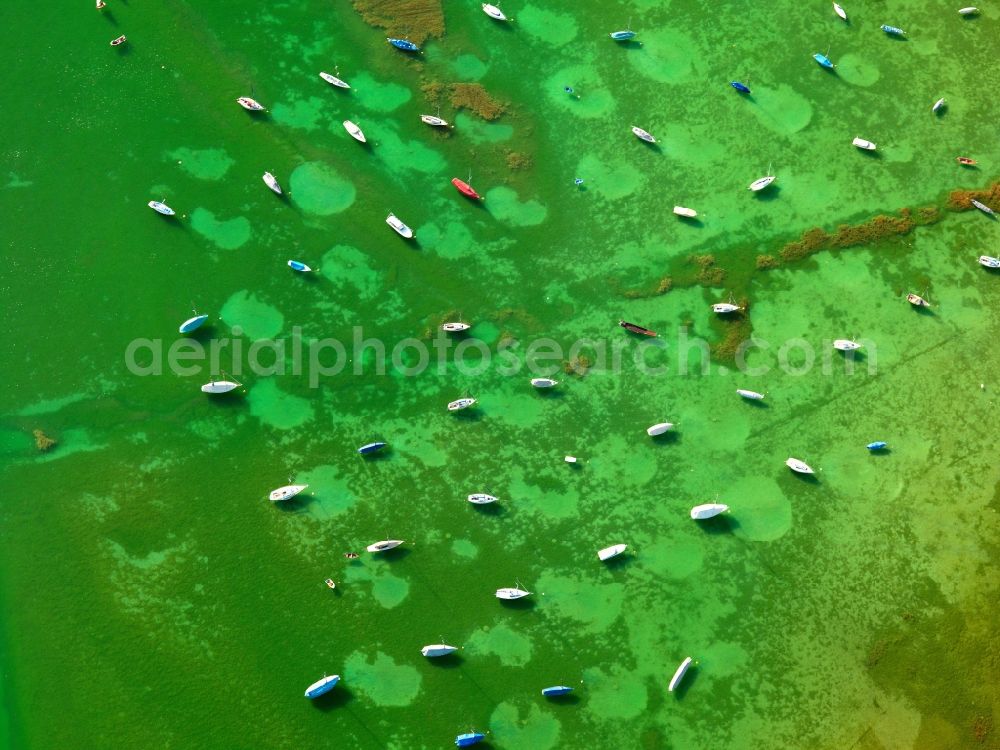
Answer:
[421,645,458,657]
[366,540,404,553]
[201,381,240,394]
[598,544,627,561]
[496,588,530,600]
[358,442,387,455]
[468,494,497,504]
[542,686,573,696]
[270,484,308,502]
[691,503,729,520]
[179,315,208,334]
[646,422,674,436]
[304,675,340,699]
[452,178,482,200]
[619,320,657,336]
[786,458,814,474]
[448,398,476,411]
[669,657,692,692]
[736,389,764,400]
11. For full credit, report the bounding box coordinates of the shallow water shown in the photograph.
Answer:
[1,1,999,748]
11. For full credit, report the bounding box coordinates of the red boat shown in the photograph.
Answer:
[452,177,483,200]
[957,157,977,166]
[619,320,657,337]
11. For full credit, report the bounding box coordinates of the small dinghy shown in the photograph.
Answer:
[366,539,404,553]
[646,422,674,436]
[674,206,698,218]
[263,172,282,195]
[631,126,656,143]
[288,260,312,272]
[324,578,336,589]
[387,37,420,52]
[343,120,366,143]
[270,484,308,502]
[959,7,980,15]
[358,441,387,455]
[442,322,471,332]
[96,0,106,8]
[420,115,449,127]
[866,441,888,451]
[880,24,906,36]
[530,378,558,388]
[468,493,497,505]
[542,686,573,697]
[971,199,995,215]
[619,320,657,336]
[610,29,637,41]
[933,98,946,113]
[421,644,458,657]
[690,503,729,520]
[736,389,765,400]
[730,81,751,94]
[452,177,483,200]
[749,174,776,192]
[978,255,1000,268]
[712,302,741,314]
[110,35,127,47]
[455,733,485,748]
[668,657,692,692]
[179,314,208,334]
[833,2,847,20]
[304,675,339,699]
[565,456,578,463]
[482,3,508,20]
[496,587,531,600]
[598,544,627,561]
[237,97,265,111]
[386,213,414,238]
[448,398,477,411]
[201,378,242,394]
[957,157,977,166]
[906,293,930,307]
[813,52,835,69]
[319,71,351,89]
[852,137,876,151]
[786,457,814,474]
[833,339,862,351]
[148,200,175,216]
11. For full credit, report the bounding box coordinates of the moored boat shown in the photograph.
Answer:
[673,206,698,218]
[957,157,977,166]
[619,320,657,336]
[237,97,265,111]
[270,484,308,502]
[366,539,404,553]
[496,587,531,600]
[304,675,340,699]
[530,378,558,388]
[668,657,692,692]
[933,98,946,113]
[852,137,876,151]
[96,0,106,8]
[319,71,351,89]
[736,389,765,400]
[712,302,741,314]
[646,422,674,436]
[324,578,336,589]
[421,644,458,657]
[420,115,449,127]
[387,37,420,52]
[452,177,483,200]
[749,174,775,192]
[288,260,312,272]
[881,24,906,36]
[110,35,127,47]
[343,120,366,143]
[959,6,980,14]
[867,441,888,451]
[813,52,835,68]
[786,457,814,474]
[148,200,175,216]
[906,293,930,307]
[482,3,507,20]
[468,493,497,505]
[455,733,485,748]
[542,686,573,697]
[179,314,208,334]
[690,503,729,520]
[833,2,847,20]
[731,81,751,94]
[631,126,656,143]
[978,255,1000,268]
[833,339,862,351]
[201,378,242,394]
[386,213,414,238]
[358,441,387,455]
[448,397,477,411]
[263,172,282,195]
[610,29,637,40]
[598,543,627,561]
[442,322,471,332]
[971,199,995,215]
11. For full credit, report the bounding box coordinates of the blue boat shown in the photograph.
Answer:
[387,37,420,52]
[609,30,637,40]
[731,81,751,94]
[358,441,387,455]
[455,732,485,747]
[304,674,339,699]
[813,52,835,68]
[867,441,888,451]
[880,24,906,36]
[179,314,208,334]
[287,260,312,272]
[542,685,573,697]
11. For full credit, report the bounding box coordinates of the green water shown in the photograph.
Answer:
[2,0,999,748]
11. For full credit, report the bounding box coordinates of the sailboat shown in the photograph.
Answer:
[646,422,674,436]
[530,377,558,388]
[932,98,946,113]
[610,18,637,40]
[366,539,404,552]
[736,389,765,400]
[668,657,693,692]
[813,50,835,69]
[690,503,729,520]
[201,373,242,394]
[482,3,508,20]
[833,3,847,20]
[270,484,308,502]
[319,70,351,89]
[631,126,656,143]
[852,137,877,151]
[495,586,531,600]
[343,120,366,143]
[148,200,176,216]
[448,397,477,411]
[304,675,340,699]
[442,322,471,332]
[262,172,283,195]
[421,644,459,657]
[542,686,574,697]
[833,339,862,351]
[237,97,265,111]
[673,206,698,218]
[749,163,776,191]
[468,493,497,505]
[455,733,485,747]
[785,457,814,474]
[179,311,209,334]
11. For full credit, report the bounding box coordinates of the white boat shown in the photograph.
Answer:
[237,97,265,111]
[148,200,175,216]
[343,120,366,143]
[482,3,508,20]
[564,456,578,463]
[366,539,404,552]
[833,2,847,20]
[959,7,979,14]
[386,213,414,238]
[319,71,351,89]
[668,657,692,692]
[96,0,106,8]
[421,644,458,657]
[201,378,241,394]
[179,314,208,334]
[748,175,775,192]
[442,322,471,332]
[530,378,558,388]
[971,199,995,215]
[712,302,741,314]
[673,206,698,218]
[468,493,497,505]
[979,255,1000,269]
[736,389,765,400]
[852,137,877,151]
[785,457,814,474]
[906,293,930,307]
[833,339,862,351]
[269,484,308,502]
[496,587,531,600]
[631,126,656,143]
[304,674,340,699]
[690,503,729,520]
[420,115,449,127]
[932,97,946,113]
[598,544,627,561]
[646,422,674,436]
[287,260,313,272]
[263,172,282,195]
[448,397,477,411]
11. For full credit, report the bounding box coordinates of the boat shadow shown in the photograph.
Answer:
[615,39,644,50]
[885,35,909,42]
[601,554,636,571]
[274,495,312,512]
[426,652,465,669]
[788,470,820,485]
[378,546,412,562]
[544,692,581,706]
[533,387,565,400]
[672,665,699,700]
[697,515,740,535]
[857,148,882,161]
[471,502,506,517]
[741,398,770,409]
[639,140,663,155]
[836,349,868,364]
[451,408,485,422]
[753,185,782,202]
[869,448,893,457]
[185,324,217,344]
[911,304,934,317]
[499,597,536,611]
[677,215,705,228]
[311,685,354,712]
[102,10,119,25]
[650,431,680,446]
[360,448,393,462]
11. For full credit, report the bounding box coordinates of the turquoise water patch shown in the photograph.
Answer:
[301,464,359,517]
[837,54,881,87]
[626,28,701,83]
[728,475,793,542]
[343,650,421,706]
[454,112,514,144]
[575,153,645,200]
[374,128,447,174]
[351,72,412,112]
[535,571,624,633]
[450,54,487,81]
[271,96,328,131]
[16,392,89,417]
[452,538,478,559]
[220,290,284,340]
[489,702,560,750]
[168,147,234,180]
[371,572,409,609]
[190,208,251,250]
[517,5,578,45]
[32,428,106,463]
[247,378,314,430]
[583,665,648,720]
[750,84,814,135]
[289,162,356,215]
[485,186,547,226]
[412,220,477,260]
[466,621,533,666]
[320,245,382,299]
[545,67,615,118]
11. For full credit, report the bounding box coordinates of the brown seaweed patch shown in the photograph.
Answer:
[449,83,507,120]
[756,254,778,270]
[505,151,533,171]
[563,354,592,377]
[622,276,672,300]
[691,254,726,286]
[972,714,992,744]
[33,429,56,452]
[351,0,444,45]
[779,213,915,263]
[711,300,752,363]
[947,182,1000,212]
